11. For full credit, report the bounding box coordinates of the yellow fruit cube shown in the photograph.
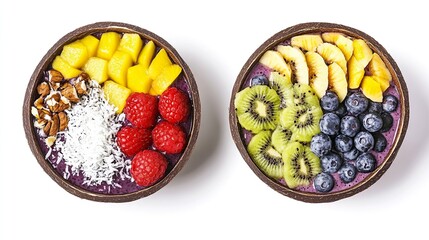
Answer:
[137,40,156,68]
[368,53,392,82]
[83,57,108,84]
[97,32,121,60]
[108,51,133,86]
[151,64,182,95]
[149,88,157,96]
[127,64,152,93]
[373,76,390,92]
[60,40,88,68]
[361,76,383,102]
[81,35,99,57]
[102,80,131,113]
[117,33,143,63]
[148,49,172,80]
[52,56,82,79]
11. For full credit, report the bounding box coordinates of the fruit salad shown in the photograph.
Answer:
[31,31,194,194]
[234,32,401,193]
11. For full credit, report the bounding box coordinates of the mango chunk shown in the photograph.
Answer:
[97,32,121,60]
[83,57,108,84]
[60,41,88,68]
[81,35,99,57]
[108,51,133,86]
[102,80,131,113]
[151,64,182,95]
[137,40,156,68]
[117,33,143,63]
[127,64,152,93]
[52,56,82,79]
[148,49,172,80]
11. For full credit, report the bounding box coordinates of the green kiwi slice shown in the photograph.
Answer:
[247,130,284,180]
[271,125,293,153]
[235,85,280,133]
[282,142,321,188]
[268,71,292,109]
[285,83,320,108]
[280,105,322,142]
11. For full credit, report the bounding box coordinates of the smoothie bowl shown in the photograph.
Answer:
[229,22,409,203]
[23,22,200,202]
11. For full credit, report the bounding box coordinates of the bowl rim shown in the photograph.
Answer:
[23,21,201,202]
[229,22,409,203]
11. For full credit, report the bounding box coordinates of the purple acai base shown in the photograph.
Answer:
[240,63,401,193]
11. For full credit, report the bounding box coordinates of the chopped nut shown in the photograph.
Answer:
[58,112,68,131]
[43,121,51,135]
[38,108,51,121]
[57,96,71,112]
[75,80,87,96]
[46,92,62,112]
[77,72,90,82]
[49,114,60,136]
[34,96,44,109]
[60,82,79,103]
[34,118,48,129]
[47,69,63,83]
[45,136,56,147]
[37,82,50,97]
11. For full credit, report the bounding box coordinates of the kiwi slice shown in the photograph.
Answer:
[247,130,284,180]
[285,83,320,108]
[282,142,321,188]
[280,105,322,142]
[268,71,292,109]
[272,125,293,153]
[235,85,280,133]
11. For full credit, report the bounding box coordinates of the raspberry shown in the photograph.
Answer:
[152,121,187,154]
[124,93,158,128]
[116,126,152,157]
[131,150,168,187]
[158,87,190,123]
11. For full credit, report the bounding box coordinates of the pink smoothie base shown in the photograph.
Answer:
[241,63,401,193]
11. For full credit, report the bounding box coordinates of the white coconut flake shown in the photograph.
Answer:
[54,80,130,186]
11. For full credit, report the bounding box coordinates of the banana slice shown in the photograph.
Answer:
[322,32,354,61]
[276,45,309,84]
[291,34,323,52]
[317,43,347,74]
[347,56,365,89]
[259,50,292,79]
[305,52,328,98]
[328,62,348,102]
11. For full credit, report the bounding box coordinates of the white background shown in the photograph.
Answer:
[1,0,428,239]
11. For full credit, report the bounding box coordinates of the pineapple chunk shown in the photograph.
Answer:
[97,32,121,60]
[373,76,390,92]
[151,64,182,95]
[108,51,133,86]
[347,56,365,89]
[52,56,82,79]
[127,64,152,93]
[148,49,172,80]
[137,40,156,68]
[352,39,373,67]
[368,53,392,82]
[102,80,131,113]
[361,76,383,102]
[83,57,108,84]
[60,40,88,68]
[81,35,99,57]
[149,88,157,96]
[117,33,143,63]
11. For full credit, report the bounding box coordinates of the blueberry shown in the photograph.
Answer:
[321,91,339,111]
[332,103,347,118]
[355,153,376,173]
[320,152,343,173]
[345,92,369,115]
[250,74,268,86]
[382,95,398,112]
[373,132,387,152]
[340,115,361,137]
[362,112,383,132]
[368,101,383,113]
[343,148,360,161]
[338,163,357,183]
[380,112,393,132]
[319,113,340,136]
[313,172,335,192]
[310,133,332,157]
[354,131,374,152]
[335,134,353,153]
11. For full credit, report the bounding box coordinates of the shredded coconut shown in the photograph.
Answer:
[54,80,130,186]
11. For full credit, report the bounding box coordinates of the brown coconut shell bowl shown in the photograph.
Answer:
[23,22,200,202]
[229,22,409,203]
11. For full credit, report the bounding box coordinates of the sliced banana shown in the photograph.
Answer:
[317,43,347,74]
[291,34,323,52]
[276,45,309,85]
[305,52,329,99]
[259,50,292,79]
[322,32,354,61]
[328,62,348,102]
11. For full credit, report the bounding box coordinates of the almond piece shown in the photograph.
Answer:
[45,136,57,147]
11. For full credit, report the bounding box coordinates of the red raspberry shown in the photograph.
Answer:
[124,93,158,128]
[131,150,168,187]
[158,87,190,123]
[116,126,152,157]
[152,121,187,154]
